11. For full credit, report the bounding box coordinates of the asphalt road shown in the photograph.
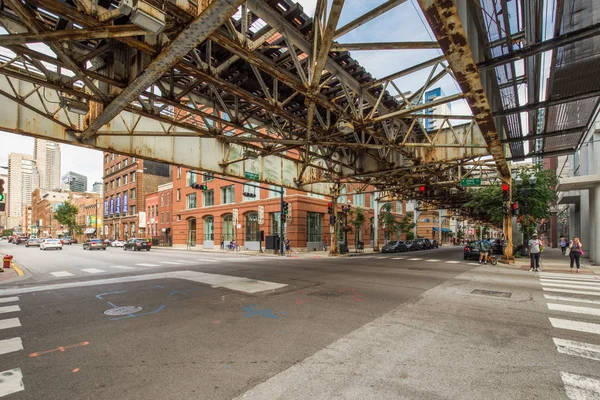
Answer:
[1,242,599,399]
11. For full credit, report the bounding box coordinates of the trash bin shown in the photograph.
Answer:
[356,241,364,253]
[339,243,348,254]
[3,255,13,269]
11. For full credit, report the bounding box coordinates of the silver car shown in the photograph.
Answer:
[40,238,63,251]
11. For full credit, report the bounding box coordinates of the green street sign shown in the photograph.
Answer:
[0,193,4,201]
[245,172,259,181]
[460,178,481,187]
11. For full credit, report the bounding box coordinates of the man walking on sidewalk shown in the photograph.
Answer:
[528,233,542,271]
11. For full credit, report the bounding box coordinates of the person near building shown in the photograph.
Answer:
[559,235,568,255]
[220,235,225,250]
[322,236,328,252]
[284,238,291,257]
[568,237,584,273]
[478,237,491,264]
[528,233,542,272]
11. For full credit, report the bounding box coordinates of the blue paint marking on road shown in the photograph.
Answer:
[110,304,166,320]
[107,301,118,308]
[96,291,127,300]
[168,290,186,297]
[154,285,166,289]
[242,304,285,320]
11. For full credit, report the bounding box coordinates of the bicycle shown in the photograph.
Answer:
[484,253,498,266]
[226,243,241,252]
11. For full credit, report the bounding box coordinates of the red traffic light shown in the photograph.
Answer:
[501,183,509,192]
[327,202,332,207]
[419,185,425,192]
[512,203,518,210]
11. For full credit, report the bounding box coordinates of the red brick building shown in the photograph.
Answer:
[73,194,102,243]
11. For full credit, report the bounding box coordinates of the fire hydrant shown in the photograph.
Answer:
[3,255,13,270]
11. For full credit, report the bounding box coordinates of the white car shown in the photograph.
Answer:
[111,239,125,247]
[40,238,63,251]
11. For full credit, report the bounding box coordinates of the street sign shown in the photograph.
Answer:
[460,178,481,187]
[245,172,259,181]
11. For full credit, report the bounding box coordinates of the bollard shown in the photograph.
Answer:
[3,255,13,269]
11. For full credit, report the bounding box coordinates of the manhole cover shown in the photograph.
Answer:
[104,306,143,316]
[471,289,512,298]
[309,291,347,299]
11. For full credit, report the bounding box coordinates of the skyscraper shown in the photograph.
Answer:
[34,139,61,191]
[62,171,88,192]
[92,182,103,196]
[422,88,452,132]
[7,153,35,229]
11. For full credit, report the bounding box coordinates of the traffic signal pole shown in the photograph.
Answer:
[502,180,514,260]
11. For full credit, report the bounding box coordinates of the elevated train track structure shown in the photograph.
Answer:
[0,0,598,255]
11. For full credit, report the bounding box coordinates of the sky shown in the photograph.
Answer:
[0,0,472,187]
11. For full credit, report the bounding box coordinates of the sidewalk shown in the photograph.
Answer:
[0,253,26,283]
[515,247,599,274]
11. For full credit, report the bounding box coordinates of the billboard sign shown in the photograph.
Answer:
[138,211,146,228]
[104,200,109,216]
[123,194,128,214]
[115,196,121,214]
[110,198,114,215]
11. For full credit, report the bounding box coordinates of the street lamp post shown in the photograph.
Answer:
[515,174,537,249]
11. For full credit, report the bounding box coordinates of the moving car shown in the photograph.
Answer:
[123,238,151,251]
[463,241,481,260]
[61,237,77,245]
[83,239,107,250]
[14,236,28,245]
[381,241,408,253]
[40,238,63,251]
[25,238,41,247]
[111,239,125,247]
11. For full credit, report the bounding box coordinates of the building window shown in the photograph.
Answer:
[271,212,281,236]
[307,192,324,199]
[130,188,136,199]
[105,183,108,192]
[354,193,365,207]
[222,215,233,242]
[105,155,109,164]
[204,216,214,241]
[111,154,115,160]
[245,212,259,241]
[117,162,121,170]
[124,159,128,167]
[104,169,108,176]
[396,201,403,213]
[160,195,164,206]
[147,207,151,216]
[187,193,197,209]
[369,194,374,209]
[111,166,115,173]
[337,186,347,204]
[131,205,136,215]
[166,211,170,224]
[111,181,115,189]
[243,182,259,201]
[221,185,235,204]
[160,213,164,223]
[177,167,182,179]
[131,172,136,182]
[203,172,214,182]
[307,212,323,243]
[186,171,197,186]
[124,175,128,185]
[203,189,214,207]
[176,189,181,201]
[177,215,181,221]
[269,185,285,198]
[117,178,121,187]
[132,157,136,163]
[166,193,170,205]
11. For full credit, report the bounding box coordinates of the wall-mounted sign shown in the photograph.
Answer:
[115,196,121,214]
[110,198,114,215]
[123,194,129,214]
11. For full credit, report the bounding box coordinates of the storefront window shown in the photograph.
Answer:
[222,215,234,242]
[204,216,214,241]
[245,212,259,241]
[307,212,322,242]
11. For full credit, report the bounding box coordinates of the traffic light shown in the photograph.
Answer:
[282,201,289,215]
[511,202,519,216]
[242,191,256,198]
[502,205,509,216]
[191,183,208,190]
[327,202,333,215]
[419,185,426,194]
[502,183,509,202]
[0,178,4,202]
[329,215,336,225]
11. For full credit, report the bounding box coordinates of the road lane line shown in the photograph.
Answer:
[426,259,440,262]
[543,287,600,297]
[391,257,407,260]
[0,338,23,356]
[0,306,20,315]
[541,273,599,280]
[468,263,480,266]
[549,318,600,335]
[0,368,24,397]
[554,338,600,361]
[159,261,183,265]
[196,259,219,262]
[547,303,600,317]
[561,372,600,400]
[541,278,600,286]
[0,297,18,304]
[81,268,106,274]
[108,265,135,270]
[135,263,160,267]
[50,271,74,277]
[408,258,423,261]
[544,294,600,305]
[0,318,20,331]
[176,260,197,264]
[375,257,387,259]
[541,282,600,291]
[446,261,460,264]
[540,275,600,282]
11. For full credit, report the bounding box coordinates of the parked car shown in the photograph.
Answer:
[431,239,439,249]
[405,240,418,251]
[491,239,504,255]
[83,239,107,251]
[40,238,63,251]
[463,241,481,260]
[25,238,41,247]
[414,238,432,250]
[123,238,151,251]
[382,240,408,253]
[61,237,77,245]
[14,236,28,245]
[111,239,125,247]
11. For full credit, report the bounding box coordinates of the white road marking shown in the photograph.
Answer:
[561,372,600,400]
[0,306,20,315]
[554,338,600,361]
[135,263,160,267]
[0,318,20,331]
[541,282,600,291]
[391,257,407,260]
[176,260,197,264]
[446,261,460,264]
[408,258,423,261]
[159,261,183,265]
[541,278,600,286]
[0,297,18,304]
[544,294,600,305]
[0,338,23,356]
[549,318,600,335]
[197,259,219,262]
[108,265,135,270]
[426,259,440,262]
[81,268,106,274]
[0,368,24,397]
[376,257,387,259]
[50,271,74,277]
[0,271,287,296]
[543,287,600,297]
[548,303,600,317]
[361,256,376,259]
[541,273,599,280]
[468,263,481,266]
[540,275,600,282]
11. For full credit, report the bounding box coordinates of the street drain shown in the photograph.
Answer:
[309,291,347,299]
[104,306,143,316]
[471,289,512,298]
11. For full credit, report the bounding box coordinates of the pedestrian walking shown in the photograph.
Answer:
[568,237,584,273]
[479,237,491,264]
[284,238,291,257]
[220,236,225,250]
[559,235,568,255]
[528,233,542,271]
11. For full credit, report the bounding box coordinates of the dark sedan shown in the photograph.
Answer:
[123,238,151,251]
[414,238,432,250]
[405,240,418,251]
[463,241,481,260]
[83,239,107,250]
[381,241,408,253]
[491,239,504,255]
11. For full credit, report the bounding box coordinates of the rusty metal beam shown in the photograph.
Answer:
[372,92,464,122]
[330,41,440,51]
[363,55,446,89]
[80,0,245,139]
[333,0,407,39]
[0,24,147,46]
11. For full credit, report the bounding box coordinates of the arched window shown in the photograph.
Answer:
[204,216,214,241]
[222,215,234,242]
[245,212,259,241]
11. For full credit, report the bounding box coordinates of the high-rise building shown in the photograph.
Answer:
[62,171,87,192]
[0,172,7,230]
[34,139,61,191]
[92,182,103,196]
[422,87,451,132]
[7,153,35,229]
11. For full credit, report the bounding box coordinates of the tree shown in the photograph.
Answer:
[53,202,81,236]
[397,213,416,240]
[348,206,365,249]
[2,228,13,237]
[380,203,398,241]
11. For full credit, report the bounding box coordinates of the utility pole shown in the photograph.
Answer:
[95,199,99,238]
[373,192,380,252]
[329,184,340,255]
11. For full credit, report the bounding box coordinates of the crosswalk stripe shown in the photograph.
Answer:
[159,261,183,265]
[0,368,24,397]
[135,263,160,267]
[0,318,20,330]
[108,265,135,270]
[549,318,600,335]
[0,306,20,315]
[81,268,106,274]
[426,259,440,262]
[0,337,23,356]
[468,263,480,266]
[547,303,600,317]
[391,257,407,260]
[542,282,600,291]
[0,297,18,304]
[176,260,197,264]
[554,338,600,361]
[541,278,600,286]
[408,258,423,261]
[561,372,600,400]
[446,261,460,264]
[376,257,387,259]
[50,271,74,277]
[544,294,600,305]
[541,273,599,280]
[543,287,600,297]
